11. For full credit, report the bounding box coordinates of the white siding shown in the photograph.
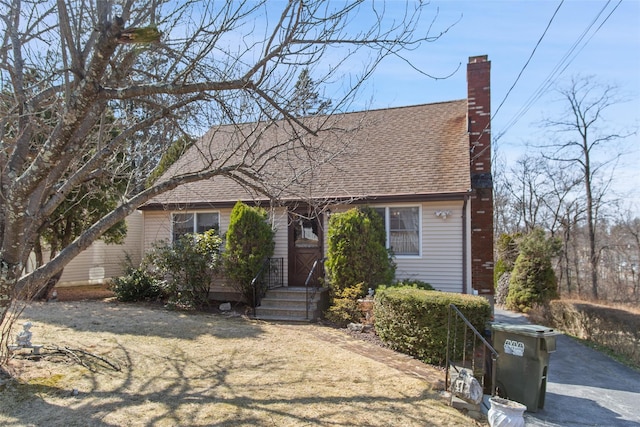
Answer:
[270,207,289,286]
[142,201,467,292]
[57,211,144,286]
[143,208,231,250]
[408,201,465,293]
[143,210,172,251]
[142,206,289,286]
[325,201,466,293]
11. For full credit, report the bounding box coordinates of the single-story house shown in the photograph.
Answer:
[140,55,494,318]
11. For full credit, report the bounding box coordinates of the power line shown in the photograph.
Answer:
[494,0,622,144]
[473,0,564,163]
[492,0,564,124]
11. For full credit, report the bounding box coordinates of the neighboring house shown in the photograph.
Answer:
[26,211,144,288]
[140,55,494,310]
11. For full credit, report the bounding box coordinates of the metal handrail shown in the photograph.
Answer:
[250,258,272,315]
[250,257,284,315]
[446,303,498,398]
[304,257,326,320]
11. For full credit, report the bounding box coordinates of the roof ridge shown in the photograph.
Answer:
[193,98,468,137]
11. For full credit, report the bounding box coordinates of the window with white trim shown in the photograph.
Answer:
[373,206,420,256]
[172,212,220,242]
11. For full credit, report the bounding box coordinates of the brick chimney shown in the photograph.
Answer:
[467,55,494,299]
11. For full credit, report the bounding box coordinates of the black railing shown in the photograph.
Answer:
[304,257,326,320]
[446,303,498,399]
[251,257,284,314]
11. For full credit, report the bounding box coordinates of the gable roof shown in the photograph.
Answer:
[143,99,470,209]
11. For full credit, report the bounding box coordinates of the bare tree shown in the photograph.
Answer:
[540,76,628,299]
[501,154,581,233]
[0,1,448,359]
[504,155,549,233]
[605,211,640,301]
[492,155,515,237]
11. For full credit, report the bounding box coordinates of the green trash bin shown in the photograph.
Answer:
[491,323,560,412]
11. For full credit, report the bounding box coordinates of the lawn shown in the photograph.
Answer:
[0,300,479,426]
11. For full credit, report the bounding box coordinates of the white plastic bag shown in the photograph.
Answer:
[450,368,483,404]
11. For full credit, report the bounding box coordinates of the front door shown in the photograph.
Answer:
[288,211,323,287]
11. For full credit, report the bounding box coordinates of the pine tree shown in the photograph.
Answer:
[289,68,332,117]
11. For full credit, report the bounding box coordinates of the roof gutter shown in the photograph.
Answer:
[139,191,471,211]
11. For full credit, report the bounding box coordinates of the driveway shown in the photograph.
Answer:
[493,308,640,427]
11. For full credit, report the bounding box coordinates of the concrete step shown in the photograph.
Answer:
[259,298,315,309]
[255,306,314,318]
[254,287,327,321]
[253,314,314,322]
[254,308,322,322]
[262,287,325,300]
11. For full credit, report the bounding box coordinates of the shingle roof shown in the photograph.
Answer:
[145,99,470,208]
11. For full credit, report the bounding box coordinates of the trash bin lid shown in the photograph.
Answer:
[492,323,558,337]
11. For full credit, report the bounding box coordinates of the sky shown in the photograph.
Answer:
[351,0,640,215]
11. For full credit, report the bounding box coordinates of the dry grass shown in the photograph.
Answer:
[0,300,479,426]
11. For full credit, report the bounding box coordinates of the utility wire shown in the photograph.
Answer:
[472,0,564,163]
[493,0,564,124]
[494,0,621,144]
[496,0,614,142]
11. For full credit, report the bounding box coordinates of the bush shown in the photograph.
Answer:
[223,201,275,306]
[111,258,164,302]
[149,229,223,309]
[493,233,521,301]
[325,207,395,324]
[495,272,511,306]
[324,285,366,326]
[374,287,491,365]
[385,279,434,291]
[506,229,560,312]
[546,300,640,369]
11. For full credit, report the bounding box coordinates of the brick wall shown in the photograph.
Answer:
[467,55,494,297]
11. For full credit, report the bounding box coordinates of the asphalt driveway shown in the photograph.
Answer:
[493,308,640,427]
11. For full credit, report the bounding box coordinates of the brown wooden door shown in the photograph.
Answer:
[288,211,323,287]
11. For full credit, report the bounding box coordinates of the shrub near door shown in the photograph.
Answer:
[374,287,491,365]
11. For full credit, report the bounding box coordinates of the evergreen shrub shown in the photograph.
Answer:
[325,207,395,326]
[493,233,521,305]
[506,229,560,312]
[110,256,164,302]
[149,229,223,309]
[223,201,275,306]
[374,287,491,365]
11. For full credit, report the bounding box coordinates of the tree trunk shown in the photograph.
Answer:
[583,141,599,299]
[32,270,64,301]
[0,261,24,361]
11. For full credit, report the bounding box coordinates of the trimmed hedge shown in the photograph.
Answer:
[386,279,434,291]
[374,287,491,365]
[547,300,640,368]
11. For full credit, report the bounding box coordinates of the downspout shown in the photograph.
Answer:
[462,196,468,294]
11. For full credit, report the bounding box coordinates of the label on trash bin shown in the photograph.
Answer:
[504,339,525,357]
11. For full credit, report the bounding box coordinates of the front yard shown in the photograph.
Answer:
[0,300,479,426]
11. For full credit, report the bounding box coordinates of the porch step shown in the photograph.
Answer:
[255,287,328,322]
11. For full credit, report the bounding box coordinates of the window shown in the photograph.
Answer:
[172,212,220,241]
[293,217,320,248]
[373,206,420,256]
